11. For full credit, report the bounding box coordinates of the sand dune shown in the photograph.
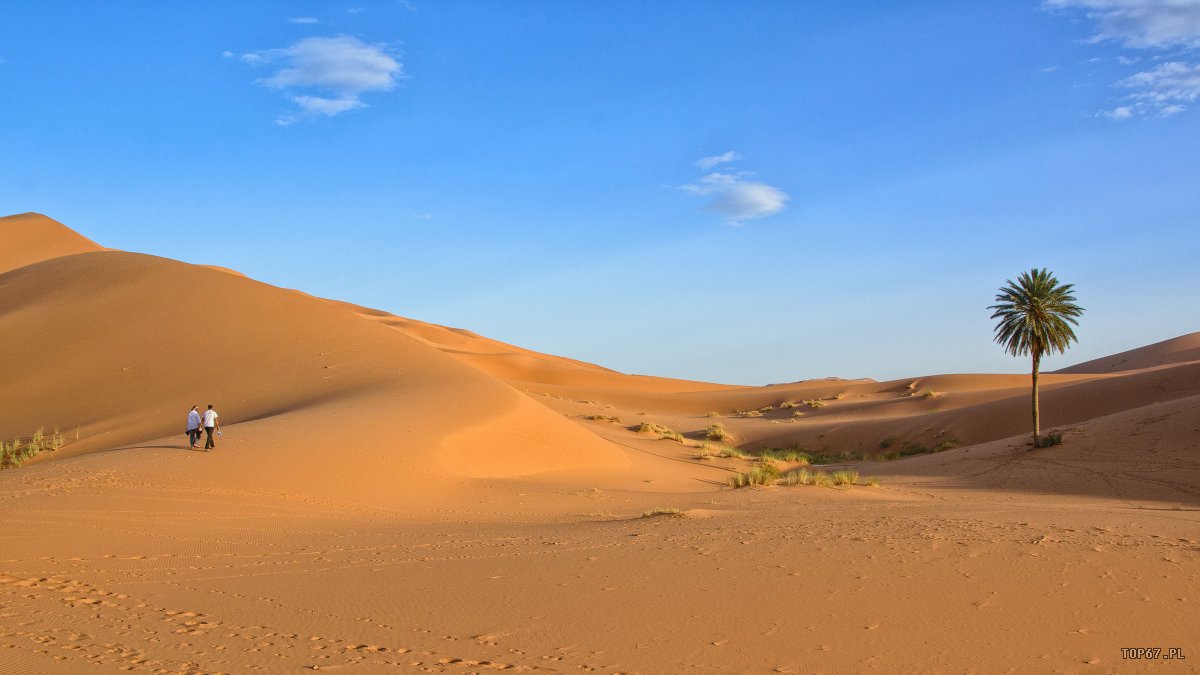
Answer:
[1055,331,1200,373]
[2,213,1197,673]
[0,227,627,492]
[0,212,104,273]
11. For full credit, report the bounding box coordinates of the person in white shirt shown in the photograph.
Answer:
[202,404,220,451]
[186,405,202,449]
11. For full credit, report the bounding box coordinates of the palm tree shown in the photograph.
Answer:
[989,268,1083,448]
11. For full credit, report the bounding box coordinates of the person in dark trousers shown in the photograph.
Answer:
[202,404,220,451]
[186,405,202,449]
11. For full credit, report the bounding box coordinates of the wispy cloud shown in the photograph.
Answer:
[680,154,788,224]
[1047,0,1200,118]
[1115,60,1200,116]
[240,35,403,125]
[289,17,319,25]
[1046,0,1200,48]
[695,151,742,170]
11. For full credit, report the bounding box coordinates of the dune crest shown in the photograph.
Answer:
[0,212,104,274]
[1054,332,1200,373]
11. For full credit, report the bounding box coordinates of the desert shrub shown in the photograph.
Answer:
[899,441,930,457]
[833,392,846,400]
[738,410,764,418]
[705,411,720,418]
[0,428,66,470]
[1043,432,1063,447]
[633,422,671,434]
[880,436,898,449]
[705,423,733,443]
[727,462,780,488]
[921,390,939,399]
[716,444,747,459]
[641,507,684,518]
[585,414,622,424]
[659,430,685,443]
[779,401,797,409]
[759,447,807,463]
[883,451,899,461]
[761,446,837,465]
[758,405,775,413]
[804,399,826,409]
[865,477,880,487]
[780,469,835,487]
[780,468,814,485]
[831,469,859,486]
[933,439,959,452]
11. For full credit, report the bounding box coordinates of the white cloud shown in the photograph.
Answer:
[1046,0,1200,48]
[241,36,403,123]
[292,95,365,116]
[695,151,742,170]
[681,171,789,224]
[1115,60,1200,115]
[1047,1,1200,119]
[289,17,319,25]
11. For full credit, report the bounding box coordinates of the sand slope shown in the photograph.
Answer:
[0,247,627,498]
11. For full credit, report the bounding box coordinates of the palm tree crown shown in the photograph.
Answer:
[989,268,1083,358]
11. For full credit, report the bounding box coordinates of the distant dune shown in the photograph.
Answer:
[1053,332,1200,374]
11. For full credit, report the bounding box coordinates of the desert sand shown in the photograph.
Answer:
[1,212,1197,673]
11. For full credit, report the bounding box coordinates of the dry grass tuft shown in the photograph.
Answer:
[705,423,733,443]
[641,507,685,518]
[1,427,66,469]
[831,469,859,486]
[633,421,671,434]
[727,462,780,488]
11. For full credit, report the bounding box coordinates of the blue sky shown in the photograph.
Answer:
[2,1,1198,384]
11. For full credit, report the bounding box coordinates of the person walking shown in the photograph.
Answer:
[186,405,202,448]
[202,404,220,451]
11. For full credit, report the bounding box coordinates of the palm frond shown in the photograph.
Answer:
[987,268,1084,358]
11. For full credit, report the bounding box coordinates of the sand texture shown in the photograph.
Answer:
[2,213,1197,673]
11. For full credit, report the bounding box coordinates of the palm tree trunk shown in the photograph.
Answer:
[1031,351,1041,448]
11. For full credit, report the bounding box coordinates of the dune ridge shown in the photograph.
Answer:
[0,212,104,274]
